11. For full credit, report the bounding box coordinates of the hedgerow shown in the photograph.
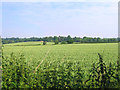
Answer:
[2,53,120,89]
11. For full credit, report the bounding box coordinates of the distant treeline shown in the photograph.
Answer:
[2,35,119,44]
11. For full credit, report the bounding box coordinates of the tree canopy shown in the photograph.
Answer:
[2,35,118,44]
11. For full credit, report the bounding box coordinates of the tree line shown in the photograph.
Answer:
[2,35,119,44]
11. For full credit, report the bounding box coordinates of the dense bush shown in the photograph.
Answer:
[54,40,59,45]
[67,40,74,44]
[2,53,120,89]
[2,53,31,88]
[61,41,67,44]
[85,53,120,88]
[43,41,47,45]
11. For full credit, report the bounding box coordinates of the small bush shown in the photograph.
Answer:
[67,40,74,44]
[43,41,47,45]
[54,40,59,45]
[61,41,67,44]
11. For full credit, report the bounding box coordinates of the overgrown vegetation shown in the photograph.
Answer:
[2,52,120,89]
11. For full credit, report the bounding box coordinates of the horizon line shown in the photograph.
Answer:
[1,35,118,39]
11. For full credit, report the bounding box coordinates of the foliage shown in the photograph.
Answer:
[67,40,74,44]
[2,35,118,44]
[2,53,84,88]
[61,41,67,44]
[54,40,59,45]
[2,53,31,88]
[43,41,47,45]
[2,42,119,88]
[2,52,120,89]
[85,53,120,88]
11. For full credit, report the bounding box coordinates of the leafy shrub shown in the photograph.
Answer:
[61,41,67,44]
[85,53,120,88]
[2,53,120,89]
[43,41,47,45]
[2,53,31,88]
[67,40,74,44]
[54,40,59,45]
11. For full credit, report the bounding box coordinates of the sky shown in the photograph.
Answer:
[2,1,118,38]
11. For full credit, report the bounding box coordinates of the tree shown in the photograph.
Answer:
[67,39,74,44]
[73,37,81,42]
[66,35,74,44]
[2,36,118,44]
[54,40,59,45]
[67,35,71,41]
[53,36,58,42]
[43,41,47,45]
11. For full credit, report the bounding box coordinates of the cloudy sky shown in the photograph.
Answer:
[2,1,118,38]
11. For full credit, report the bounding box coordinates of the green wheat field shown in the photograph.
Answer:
[3,42,118,65]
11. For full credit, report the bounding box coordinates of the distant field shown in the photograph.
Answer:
[3,42,118,71]
[3,41,54,46]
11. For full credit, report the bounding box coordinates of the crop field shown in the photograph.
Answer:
[3,42,118,66]
[2,42,119,88]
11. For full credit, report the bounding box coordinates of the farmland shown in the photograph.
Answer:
[2,42,119,88]
[3,42,118,66]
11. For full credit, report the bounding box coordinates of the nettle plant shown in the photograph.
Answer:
[2,52,120,88]
[2,53,32,88]
[85,53,120,88]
